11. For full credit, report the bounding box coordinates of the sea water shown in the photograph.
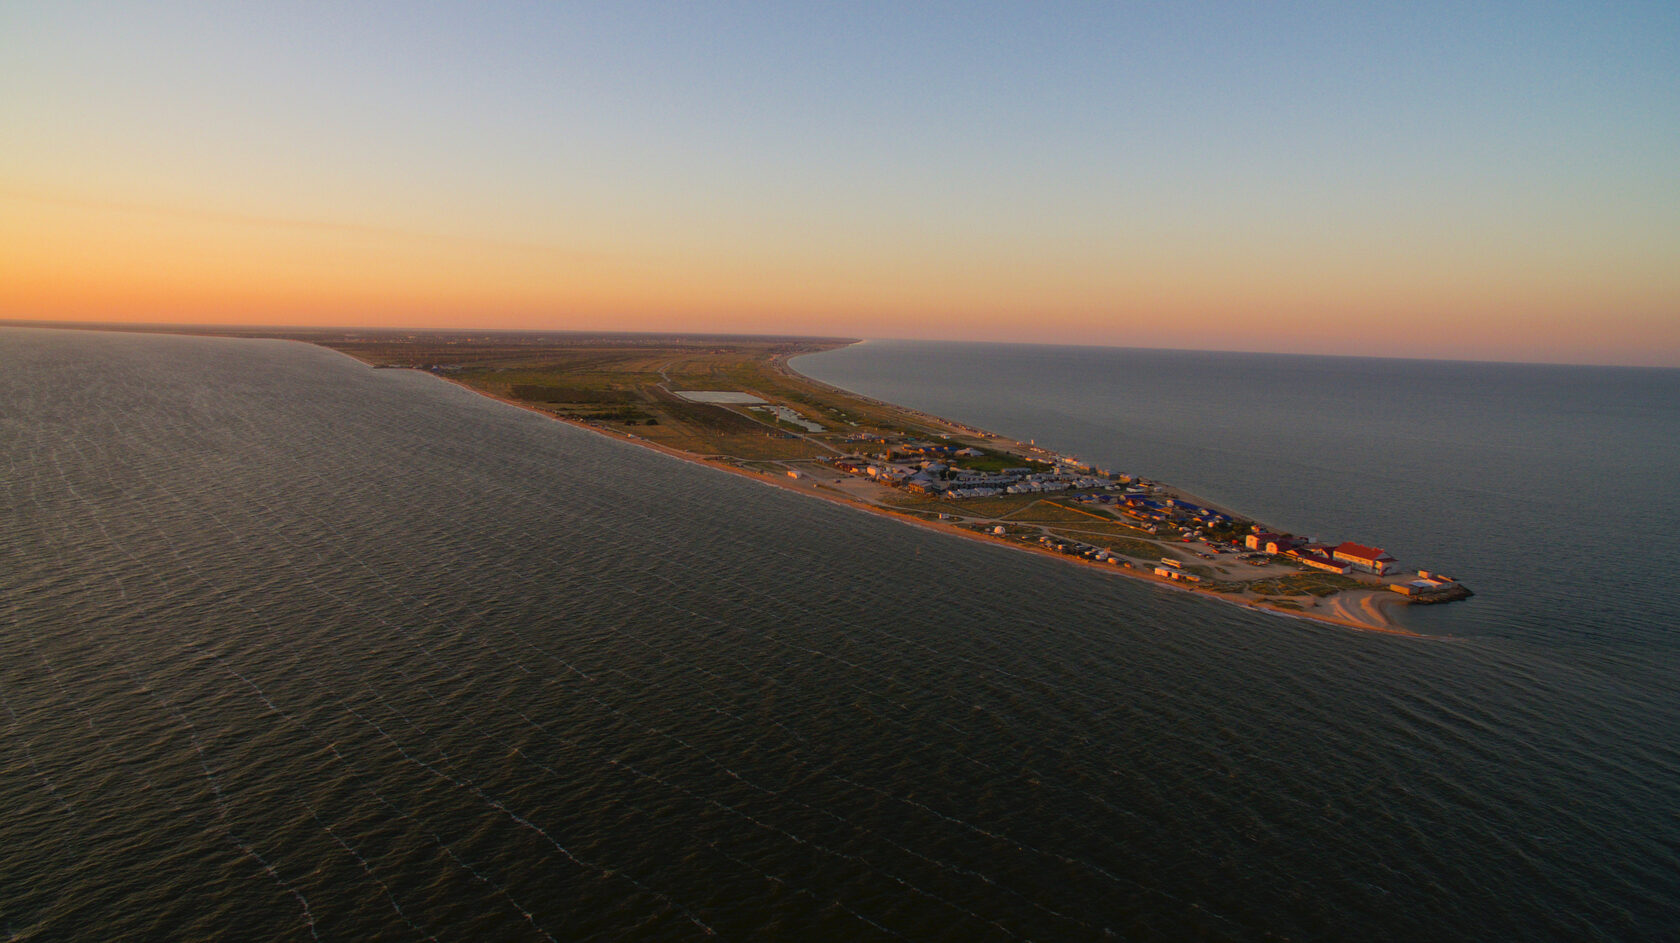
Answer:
[3,327,1676,940]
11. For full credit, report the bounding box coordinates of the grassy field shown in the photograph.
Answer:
[1243,572,1365,597]
[1054,532,1177,562]
[1039,519,1167,542]
[878,498,1182,563]
[1040,499,1124,521]
[882,492,1034,516]
[314,330,1031,465]
[953,450,1049,474]
[986,499,1104,523]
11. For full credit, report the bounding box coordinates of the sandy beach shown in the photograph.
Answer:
[1271,590,1422,637]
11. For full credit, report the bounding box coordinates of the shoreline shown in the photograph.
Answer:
[418,350,1427,638]
[9,322,1434,638]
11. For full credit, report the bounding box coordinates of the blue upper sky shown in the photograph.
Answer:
[4,1,1677,364]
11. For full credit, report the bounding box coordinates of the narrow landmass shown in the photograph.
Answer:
[11,321,1472,633]
[289,328,1471,636]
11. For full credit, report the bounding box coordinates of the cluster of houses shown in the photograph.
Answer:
[1037,534,1139,569]
[1216,529,1467,598]
[1243,532,1398,576]
[1081,493,1234,532]
[818,433,1467,602]
[825,449,1117,500]
[1031,532,1211,586]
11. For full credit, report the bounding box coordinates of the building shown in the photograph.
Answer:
[1167,499,1227,523]
[1333,542,1397,575]
[1246,532,1302,554]
[1390,576,1456,596]
[905,475,943,495]
[1287,549,1353,574]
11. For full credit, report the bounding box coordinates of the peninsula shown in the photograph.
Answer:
[19,322,1471,633]
[263,327,1465,636]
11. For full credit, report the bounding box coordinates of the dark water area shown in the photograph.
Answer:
[3,328,1677,940]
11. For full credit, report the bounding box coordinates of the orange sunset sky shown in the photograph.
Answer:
[4,3,1678,365]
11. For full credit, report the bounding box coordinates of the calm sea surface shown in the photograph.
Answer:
[4,328,1677,940]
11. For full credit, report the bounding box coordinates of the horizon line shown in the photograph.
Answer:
[5,316,1676,372]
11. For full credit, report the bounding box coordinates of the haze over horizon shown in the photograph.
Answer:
[5,2,1677,367]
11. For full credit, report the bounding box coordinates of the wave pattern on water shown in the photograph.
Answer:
[3,329,1678,941]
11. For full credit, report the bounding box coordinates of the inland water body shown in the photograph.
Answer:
[5,327,1679,941]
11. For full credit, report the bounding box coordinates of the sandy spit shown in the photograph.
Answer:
[416,367,1428,638]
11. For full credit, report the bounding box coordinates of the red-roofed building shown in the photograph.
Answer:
[1333,542,1397,575]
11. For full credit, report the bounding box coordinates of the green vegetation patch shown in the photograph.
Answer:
[580,408,653,422]
[511,385,638,403]
[1005,501,1114,524]
[1045,531,1170,561]
[655,400,767,432]
[951,449,1049,474]
[882,492,1037,516]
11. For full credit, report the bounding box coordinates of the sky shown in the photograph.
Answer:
[3,1,1677,365]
